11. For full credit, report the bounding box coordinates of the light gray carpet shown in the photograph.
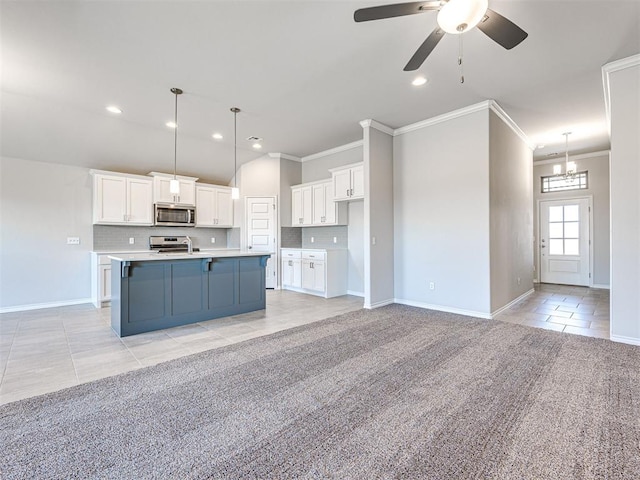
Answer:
[1,304,639,479]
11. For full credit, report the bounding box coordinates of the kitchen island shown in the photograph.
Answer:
[109,250,271,337]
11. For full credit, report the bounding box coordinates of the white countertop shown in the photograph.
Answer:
[108,249,273,262]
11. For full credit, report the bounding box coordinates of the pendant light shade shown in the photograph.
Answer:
[170,87,183,196]
[553,132,576,179]
[231,107,241,200]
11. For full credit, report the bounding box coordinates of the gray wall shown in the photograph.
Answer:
[0,157,93,309]
[348,201,365,295]
[489,111,534,312]
[533,152,610,286]
[279,158,302,228]
[393,110,491,315]
[608,61,640,343]
[364,125,394,307]
[302,144,362,183]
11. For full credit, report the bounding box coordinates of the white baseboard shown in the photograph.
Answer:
[491,289,535,318]
[0,298,93,314]
[610,334,640,346]
[394,298,491,320]
[364,298,394,309]
[591,284,610,290]
[347,290,365,297]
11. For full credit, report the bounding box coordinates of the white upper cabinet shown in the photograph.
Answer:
[291,184,313,226]
[330,162,364,201]
[195,184,233,227]
[149,172,198,205]
[292,180,347,227]
[92,172,153,225]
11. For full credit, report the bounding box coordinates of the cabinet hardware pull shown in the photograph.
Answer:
[346,188,350,197]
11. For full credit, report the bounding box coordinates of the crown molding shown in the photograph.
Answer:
[300,139,363,163]
[533,150,610,166]
[601,54,640,138]
[392,99,534,150]
[393,100,492,136]
[360,119,394,135]
[268,152,301,162]
[488,101,535,151]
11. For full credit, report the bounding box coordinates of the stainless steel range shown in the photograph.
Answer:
[149,236,199,253]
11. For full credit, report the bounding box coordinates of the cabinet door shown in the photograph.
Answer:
[195,186,216,227]
[323,182,336,224]
[127,178,153,225]
[351,164,365,199]
[177,180,196,205]
[215,188,233,227]
[333,169,352,201]
[291,258,302,288]
[94,174,127,224]
[312,183,326,224]
[153,176,174,203]
[302,260,325,292]
[301,186,313,225]
[100,265,112,301]
[292,188,303,226]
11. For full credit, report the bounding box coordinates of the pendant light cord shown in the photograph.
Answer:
[174,92,178,180]
[230,107,240,189]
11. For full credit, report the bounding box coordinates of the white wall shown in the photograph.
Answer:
[606,58,640,344]
[489,111,534,312]
[363,124,394,307]
[0,157,93,310]
[532,152,610,286]
[393,110,491,316]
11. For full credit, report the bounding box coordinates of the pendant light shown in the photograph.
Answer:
[230,107,240,200]
[169,87,183,195]
[553,132,577,179]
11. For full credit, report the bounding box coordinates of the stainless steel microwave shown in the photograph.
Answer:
[154,203,196,227]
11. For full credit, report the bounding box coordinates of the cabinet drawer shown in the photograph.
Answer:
[281,249,302,259]
[302,250,326,261]
[98,255,112,265]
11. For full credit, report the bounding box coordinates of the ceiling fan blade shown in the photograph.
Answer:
[477,8,528,50]
[403,27,445,71]
[354,1,440,23]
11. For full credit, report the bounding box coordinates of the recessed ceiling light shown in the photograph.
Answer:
[252,143,262,149]
[166,121,177,129]
[212,133,223,140]
[412,76,427,86]
[106,105,122,114]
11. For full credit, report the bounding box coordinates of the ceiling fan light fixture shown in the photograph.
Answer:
[437,0,488,34]
[412,76,428,86]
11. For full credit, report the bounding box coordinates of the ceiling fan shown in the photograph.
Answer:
[354,0,528,72]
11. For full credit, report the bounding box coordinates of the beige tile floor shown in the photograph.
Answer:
[495,283,610,338]
[0,284,610,405]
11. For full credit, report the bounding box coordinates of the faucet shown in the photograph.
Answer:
[182,236,193,254]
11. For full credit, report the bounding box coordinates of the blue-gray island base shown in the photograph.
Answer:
[110,253,270,337]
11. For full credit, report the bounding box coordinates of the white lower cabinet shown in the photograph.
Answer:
[281,248,347,298]
[91,253,113,308]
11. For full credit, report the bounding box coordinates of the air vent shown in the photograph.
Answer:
[246,136,262,142]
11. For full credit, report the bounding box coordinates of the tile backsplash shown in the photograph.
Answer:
[302,226,348,248]
[93,225,229,251]
[281,227,302,248]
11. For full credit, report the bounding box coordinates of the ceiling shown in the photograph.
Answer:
[2,1,639,184]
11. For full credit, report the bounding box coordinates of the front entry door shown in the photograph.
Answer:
[540,198,590,286]
[246,197,277,289]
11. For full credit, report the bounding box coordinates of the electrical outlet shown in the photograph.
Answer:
[333,237,337,244]
[517,277,521,285]
[311,237,315,243]
[129,237,135,245]
[429,282,435,290]
[211,237,216,244]
[372,236,376,245]
[67,237,80,245]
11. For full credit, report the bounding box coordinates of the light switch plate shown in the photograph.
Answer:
[67,237,80,245]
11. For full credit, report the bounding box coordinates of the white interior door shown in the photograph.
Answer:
[246,197,277,289]
[540,198,591,286]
